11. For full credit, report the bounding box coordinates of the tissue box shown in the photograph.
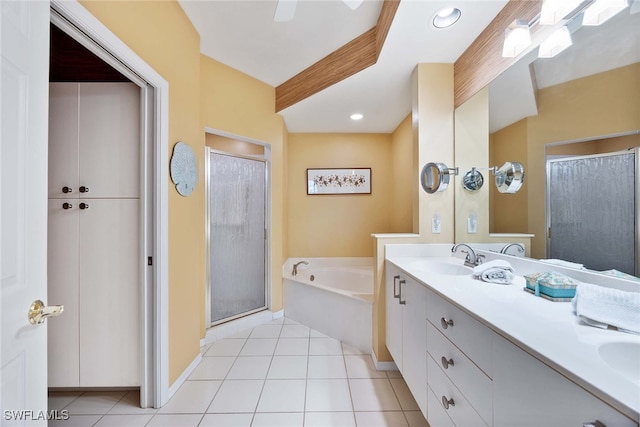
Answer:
[524,271,580,301]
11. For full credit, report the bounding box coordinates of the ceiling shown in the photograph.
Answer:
[178,0,509,133]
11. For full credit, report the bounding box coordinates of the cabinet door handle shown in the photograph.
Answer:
[398,279,406,305]
[79,186,89,193]
[62,186,73,193]
[441,356,454,369]
[393,275,400,298]
[62,203,73,210]
[79,203,89,210]
[441,317,454,329]
[441,396,455,409]
[583,422,606,427]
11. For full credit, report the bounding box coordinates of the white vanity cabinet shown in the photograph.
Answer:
[385,262,428,416]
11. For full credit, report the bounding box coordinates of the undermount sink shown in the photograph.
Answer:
[406,258,473,276]
[598,341,640,380]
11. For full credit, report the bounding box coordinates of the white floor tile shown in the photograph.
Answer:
[304,412,356,427]
[252,412,304,427]
[275,338,309,355]
[349,378,402,412]
[48,391,82,411]
[240,339,278,356]
[227,356,272,380]
[309,338,343,355]
[267,317,285,325]
[344,355,387,378]
[199,413,253,427]
[305,379,353,412]
[354,411,409,427]
[228,329,252,339]
[267,356,308,379]
[189,356,236,380]
[404,411,429,427]
[341,343,367,355]
[250,324,282,338]
[205,338,247,357]
[93,414,154,427]
[307,355,347,379]
[281,324,311,338]
[146,414,203,427]
[256,379,306,412]
[107,390,158,415]
[207,380,264,413]
[309,329,328,338]
[390,378,420,411]
[64,391,127,415]
[48,415,101,427]
[284,318,300,325]
[158,381,221,414]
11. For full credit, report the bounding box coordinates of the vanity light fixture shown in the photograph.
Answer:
[502,20,532,58]
[583,0,629,25]
[432,7,462,28]
[350,113,363,121]
[540,0,583,25]
[538,26,573,58]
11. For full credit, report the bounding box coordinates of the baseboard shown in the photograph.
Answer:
[272,309,284,319]
[166,352,202,400]
[371,349,398,371]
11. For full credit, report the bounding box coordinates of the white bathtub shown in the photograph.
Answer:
[283,257,373,353]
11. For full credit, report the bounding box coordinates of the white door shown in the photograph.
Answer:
[1,0,51,423]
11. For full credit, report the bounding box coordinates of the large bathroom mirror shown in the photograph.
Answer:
[456,6,640,274]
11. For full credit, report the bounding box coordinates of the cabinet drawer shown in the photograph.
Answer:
[426,288,493,376]
[427,355,489,427]
[427,384,455,427]
[427,322,493,426]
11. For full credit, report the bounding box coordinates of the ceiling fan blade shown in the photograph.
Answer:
[274,0,297,22]
[342,0,364,10]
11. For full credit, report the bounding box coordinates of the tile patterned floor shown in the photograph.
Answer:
[49,317,429,427]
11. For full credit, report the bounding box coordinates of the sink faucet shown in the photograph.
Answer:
[292,260,309,276]
[500,243,525,256]
[452,244,482,267]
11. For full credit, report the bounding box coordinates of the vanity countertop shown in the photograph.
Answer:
[386,253,640,421]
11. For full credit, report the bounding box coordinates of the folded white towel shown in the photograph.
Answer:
[571,282,640,334]
[473,260,515,285]
[540,258,585,270]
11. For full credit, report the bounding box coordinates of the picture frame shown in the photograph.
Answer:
[306,168,372,195]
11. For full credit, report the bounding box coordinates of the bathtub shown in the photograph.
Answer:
[283,257,373,353]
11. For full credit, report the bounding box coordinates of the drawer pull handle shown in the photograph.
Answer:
[79,186,89,193]
[79,203,89,210]
[62,186,73,193]
[441,396,455,409]
[62,202,73,210]
[441,317,454,329]
[393,275,400,298]
[583,422,606,427]
[441,356,454,369]
[398,279,406,305]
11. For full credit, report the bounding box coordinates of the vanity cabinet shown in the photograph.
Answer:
[385,262,427,416]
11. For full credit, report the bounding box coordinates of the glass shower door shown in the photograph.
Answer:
[208,151,266,324]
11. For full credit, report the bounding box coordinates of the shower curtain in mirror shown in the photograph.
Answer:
[547,150,637,276]
[209,151,266,324]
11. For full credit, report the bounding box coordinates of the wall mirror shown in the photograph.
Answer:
[456,5,640,274]
[494,161,524,194]
[420,162,457,194]
[461,168,484,192]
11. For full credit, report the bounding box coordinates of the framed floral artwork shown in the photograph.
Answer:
[306,168,372,195]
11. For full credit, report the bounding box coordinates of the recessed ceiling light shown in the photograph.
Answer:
[432,7,462,28]
[350,113,364,121]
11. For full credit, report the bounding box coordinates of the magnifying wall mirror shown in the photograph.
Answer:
[462,168,484,192]
[494,161,525,194]
[421,162,457,194]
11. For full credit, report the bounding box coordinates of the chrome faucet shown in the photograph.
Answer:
[500,243,525,256]
[292,260,309,276]
[452,244,483,267]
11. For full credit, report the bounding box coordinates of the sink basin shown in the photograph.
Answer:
[406,258,473,276]
[598,341,640,380]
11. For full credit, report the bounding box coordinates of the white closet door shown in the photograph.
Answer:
[78,199,140,387]
[48,83,79,199]
[79,83,140,198]
[47,199,80,387]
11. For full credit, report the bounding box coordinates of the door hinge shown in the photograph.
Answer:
[547,227,552,238]
[147,256,153,266]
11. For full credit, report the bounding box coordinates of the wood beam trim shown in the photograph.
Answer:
[275,0,400,112]
[454,0,542,108]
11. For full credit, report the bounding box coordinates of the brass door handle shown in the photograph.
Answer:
[28,300,64,325]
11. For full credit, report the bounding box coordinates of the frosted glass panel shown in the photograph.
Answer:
[548,152,635,275]
[209,153,266,323]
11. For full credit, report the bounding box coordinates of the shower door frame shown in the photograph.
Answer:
[205,141,271,327]
[545,147,639,276]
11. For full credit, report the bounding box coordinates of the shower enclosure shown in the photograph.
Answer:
[207,149,267,325]
[546,148,639,276]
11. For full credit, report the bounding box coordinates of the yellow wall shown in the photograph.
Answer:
[390,115,414,233]
[287,133,394,257]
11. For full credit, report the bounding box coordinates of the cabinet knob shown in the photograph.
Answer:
[62,186,73,193]
[441,356,454,369]
[441,317,454,329]
[79,203,89,210]
[79,186,89,193]
[441,396,455,410]
[62,203,73,210]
